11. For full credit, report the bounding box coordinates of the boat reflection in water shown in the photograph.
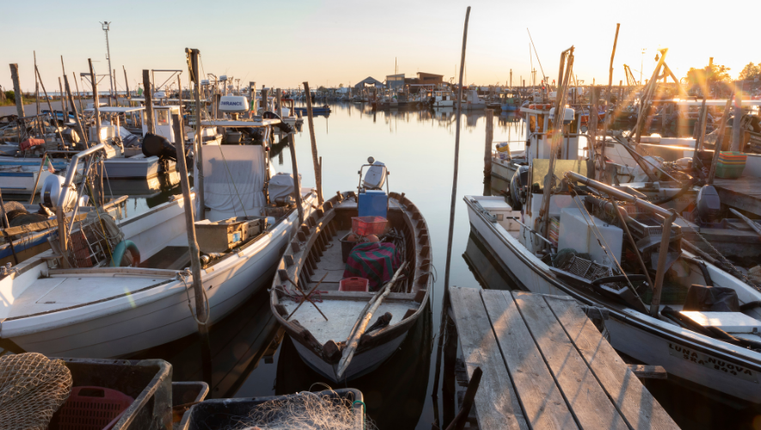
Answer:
[462,231,519,291]
[133,288,282,399]
[274,303,432,430]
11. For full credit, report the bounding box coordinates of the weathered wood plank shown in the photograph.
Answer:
[544,295,679,430]
[512,291,628,430]
[449,287,528,430]
[481,289,578,429]
[627,364,668,380]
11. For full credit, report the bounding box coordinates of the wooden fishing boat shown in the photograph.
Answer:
[270,163,432,382]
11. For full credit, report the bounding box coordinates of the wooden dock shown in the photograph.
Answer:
[714,175,761,217]
[449,287,679,430]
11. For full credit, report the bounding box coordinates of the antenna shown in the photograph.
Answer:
[100,21,114,99]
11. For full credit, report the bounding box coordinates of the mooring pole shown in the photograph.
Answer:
[142,70,156,134]
[172,108,212,387]
[302,82,324,205]
[9,64,25,119]
[63,75,89,149]
[88,59,102,143]
[433,4,471,410]
[484,108,493,177]
[288,133,305,226]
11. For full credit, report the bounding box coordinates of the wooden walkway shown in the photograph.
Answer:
[449,287,679,430]
[714,175,761,217]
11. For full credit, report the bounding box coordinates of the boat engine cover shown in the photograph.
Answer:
[41,174,77,211]
[696,185,721,222]
[142,133,177,161]
[362,161,386,190]
[507,165,530,210]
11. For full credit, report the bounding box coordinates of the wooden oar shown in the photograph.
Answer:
[730,208,761,238]
[335,261,408,380]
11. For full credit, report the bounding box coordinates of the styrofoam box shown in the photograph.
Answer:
[558,208,622,267]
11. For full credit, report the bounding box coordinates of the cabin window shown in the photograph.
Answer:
[156,109,169,125]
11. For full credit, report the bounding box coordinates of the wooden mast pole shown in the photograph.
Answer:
[599,23,620,179]
[302,82,324,205]
[173,74,212,384]
[142,70,156,134]
[434,5,471,402]
[88,59,102,143]
[63,75,89,149]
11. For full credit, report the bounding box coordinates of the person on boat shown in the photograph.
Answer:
[343,234,400,291]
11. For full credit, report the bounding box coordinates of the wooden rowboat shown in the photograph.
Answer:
[270,190,432,382]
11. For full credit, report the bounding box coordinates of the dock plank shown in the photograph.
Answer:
[544,295,679,430]
[449,287,528,430]
[482,289,579,429]
[512,291,629,430]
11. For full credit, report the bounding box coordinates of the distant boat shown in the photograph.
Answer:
[294,105,331,116]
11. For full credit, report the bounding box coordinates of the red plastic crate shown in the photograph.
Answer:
[57,386,134,430]
[339,277,369,292]
[351,216,387,236]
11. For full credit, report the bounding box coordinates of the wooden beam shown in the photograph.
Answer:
[449,287,527,430]
[627,364,668,380]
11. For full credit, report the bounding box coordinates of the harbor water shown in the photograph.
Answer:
[122,102,758,429]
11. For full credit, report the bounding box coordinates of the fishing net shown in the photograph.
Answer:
[236,391,376,430]
[0,352,73,430]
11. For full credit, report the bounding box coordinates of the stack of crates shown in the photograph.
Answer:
[715,151,747,179]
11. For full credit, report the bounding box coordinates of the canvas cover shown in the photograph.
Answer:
[202,145,266,220]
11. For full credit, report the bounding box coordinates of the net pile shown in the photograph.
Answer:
[0,352,73,430]
[237,391,376,430]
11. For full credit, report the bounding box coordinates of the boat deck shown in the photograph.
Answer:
[714,175,761,217]
[449,287,678,430]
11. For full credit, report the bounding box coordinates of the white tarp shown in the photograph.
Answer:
[203,145,266,219]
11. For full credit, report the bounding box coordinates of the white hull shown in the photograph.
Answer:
[0,169,55,194]
[465,196,761,403]
[293,331,407,382]
[433,100,454,108]
[1,192,316,358]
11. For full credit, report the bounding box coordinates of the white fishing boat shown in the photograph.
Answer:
[432,90,455,108]
[467,48,761,403]
[270,159,432,382]
[0,115,317,358]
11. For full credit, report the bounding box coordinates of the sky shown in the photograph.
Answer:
[1,0,758,93]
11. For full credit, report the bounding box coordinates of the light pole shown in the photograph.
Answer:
[640,48,646,84]
[101,21,114,100]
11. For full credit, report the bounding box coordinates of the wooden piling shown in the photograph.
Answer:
[302,82,324,205]
[143,70,156,134]
[34,66,67,151]
[123,66,131,101]
[484,109,493,177]
[63,75,88,148]
[88,59,102,143]
[276,88,283,118]
[71,71,84,112]
[33,52,40,117]
[9,64,25,118]
[287,134,305,226]
[186,48,205,221]
[58,78,66,117]
[172,110,213,387]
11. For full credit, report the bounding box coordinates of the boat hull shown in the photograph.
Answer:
[292,330,408,382]
[465,197,761,403]
[104,156,172,179]
[2,193,316,358]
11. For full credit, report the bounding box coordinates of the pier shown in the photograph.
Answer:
[449,287,678,430]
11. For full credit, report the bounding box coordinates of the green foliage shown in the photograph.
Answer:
[739,62,761,81]
[684,62,732,86]
[4,91,14,103]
